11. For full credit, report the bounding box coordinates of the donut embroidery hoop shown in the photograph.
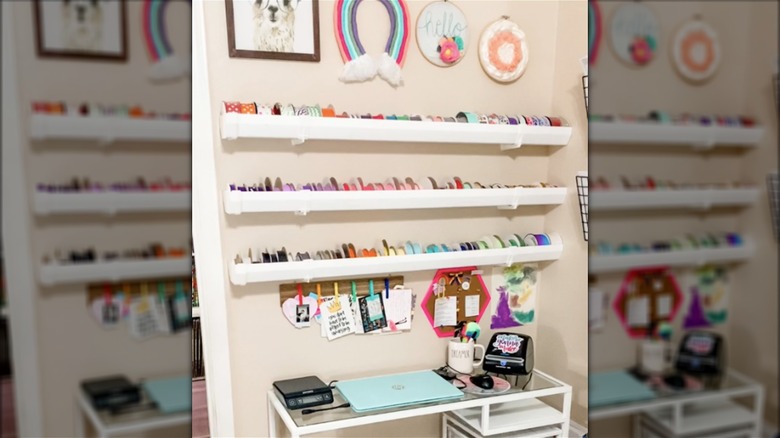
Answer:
[672,18,720,82]
[335,0,410,87]
[588,0,601,64]
[143,0,191,81]
[609,2,659,67]
[415,1,468,67]
[478,17,528,83]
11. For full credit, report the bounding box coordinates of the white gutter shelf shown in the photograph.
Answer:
[223,187,567,215]
[229,234,563,284]
[220,114,572,150]
[29,114,190,143]
[33,191,191,215]
[589,121,764,149]
[590,188,760,211]
[589,243,754,274]
[39,258,191,285]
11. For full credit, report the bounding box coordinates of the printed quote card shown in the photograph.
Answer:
[321,295,357,341]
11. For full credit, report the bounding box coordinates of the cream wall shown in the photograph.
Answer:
[9,2,191,435]
[199,0,588,435]
[588,0,778,433]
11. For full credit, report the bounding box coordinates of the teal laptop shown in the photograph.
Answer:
[141,376,191,413]
[334,370,464,413]
[589,370,656,408]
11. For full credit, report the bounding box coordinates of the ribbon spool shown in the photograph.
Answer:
[143,0,191,81]
[335,0,410,87]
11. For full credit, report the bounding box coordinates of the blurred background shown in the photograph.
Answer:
[2,1,192,436]
[586,1,778,437]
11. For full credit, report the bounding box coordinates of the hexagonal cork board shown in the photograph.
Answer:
[613,267,683,339]
[421,266,491,338]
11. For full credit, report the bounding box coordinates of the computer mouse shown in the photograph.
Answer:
[470,375,494,390]
[664,374,686,389]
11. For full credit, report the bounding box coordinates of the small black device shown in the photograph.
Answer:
[470,375,494,390]
[273,376,333,410]
[80,375,141,410]
[675,331,724,376]
[663,374,686,389]
[483,332,534,375]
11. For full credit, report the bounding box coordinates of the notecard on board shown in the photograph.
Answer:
[433,296,457,327]
[628,296,650,327]
[321,295,356,341]
[656,295,672,318]
[464,295,480,317]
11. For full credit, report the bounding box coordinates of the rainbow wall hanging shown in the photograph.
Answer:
[334,0,410,87]
[143,0,190,82]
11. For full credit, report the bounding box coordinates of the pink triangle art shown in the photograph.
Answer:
[683,286,711,330]
[334,0,410,87]
[143,0,191,82]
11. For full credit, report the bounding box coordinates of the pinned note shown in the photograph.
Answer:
[628,296,650,327]
[433,296,457,327]
[464,295,480,317]
[656,295,672,318]
[321,295,356,341]
[382,288,413,332]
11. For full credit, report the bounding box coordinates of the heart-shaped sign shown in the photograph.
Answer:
[282,296,318,328]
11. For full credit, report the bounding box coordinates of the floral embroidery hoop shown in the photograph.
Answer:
[609,2,659,67]
[672,18,720,82]
[334,0,410,87]
[478,17,528,83]
[415,1,469,67]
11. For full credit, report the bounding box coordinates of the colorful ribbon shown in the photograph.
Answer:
[143,0,191,81]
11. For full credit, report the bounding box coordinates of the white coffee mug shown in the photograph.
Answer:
[447,339,485,374]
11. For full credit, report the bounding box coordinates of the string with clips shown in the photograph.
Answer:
[279,275,406,307]
[87,277,191,308]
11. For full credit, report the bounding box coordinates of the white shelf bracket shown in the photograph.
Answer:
[497,203,519,210]
[294,209,309,216]
[500,135,524,151]
[98,136,115,146]
[691,139,715,151]
[505,256,515,267]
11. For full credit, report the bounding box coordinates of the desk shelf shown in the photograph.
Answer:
[589,244,754,274]
[589,121,764,149]
[33,191,191,215]
[449,399,565,436]
[220,114,572,150]
[29,114,190,143]
[223,187,567,215]
[39,258,191,285]
[590,188,760,211]
[643,398,756,436]
[230,235,563,284]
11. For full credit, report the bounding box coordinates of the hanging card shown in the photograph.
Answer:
[382,288,412,332]
[321,295,357,341]
[358,294,387,333]
[433,296,457,327]
[128,296,160,340]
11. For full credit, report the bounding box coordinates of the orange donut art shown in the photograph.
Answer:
[680,30,714,73]
[488,31,523,73]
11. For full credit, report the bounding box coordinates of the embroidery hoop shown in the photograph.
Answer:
[588,0,601,64]
[608,2,659,67]
[334,0,410,87]
[672,17,720,83]
[478,17,528,83]
[415,0,469,67]
[143,0,191,82]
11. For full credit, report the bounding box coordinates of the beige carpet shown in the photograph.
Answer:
[192,378,209,438]
[1,378,15,438]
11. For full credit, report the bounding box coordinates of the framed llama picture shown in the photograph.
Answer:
[225,0,320,62]
[33,0,127,61]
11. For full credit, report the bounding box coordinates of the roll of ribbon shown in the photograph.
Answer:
[410,115,422,121]
[397,115,410,121]
[240,103,257,114]
[523,234,538,246]
[296,106,311,116]
[508,116,518,125]
[272,103,282,115]
[396,246,406,256]
[456,111,479,123]
[224,102,240,113]
[493,235,507,248]
[386,115,398,120]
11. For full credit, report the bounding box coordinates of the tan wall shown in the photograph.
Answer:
[588,0,778,433]
[200,0,588,435]
[9,2,191,435]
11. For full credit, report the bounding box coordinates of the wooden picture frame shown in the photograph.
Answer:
[33,0,127,61]
[225,0,320,62]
